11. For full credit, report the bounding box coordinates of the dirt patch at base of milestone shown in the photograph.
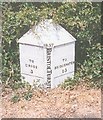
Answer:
[1,86,101,118]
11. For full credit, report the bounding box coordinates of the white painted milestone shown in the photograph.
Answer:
[18,19,76,88]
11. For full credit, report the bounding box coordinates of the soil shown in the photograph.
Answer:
[1,85,101,118]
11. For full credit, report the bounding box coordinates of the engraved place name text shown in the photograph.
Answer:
[25,59,38,74]
[54,58,74,74]
[46,47,52,87]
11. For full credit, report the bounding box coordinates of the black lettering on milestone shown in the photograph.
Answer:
[46,47,52,88]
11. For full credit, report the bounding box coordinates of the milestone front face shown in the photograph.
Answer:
[19,44,45,86]
[52,42,75,88]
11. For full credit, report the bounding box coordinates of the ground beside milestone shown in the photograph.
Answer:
[1,84,101,118]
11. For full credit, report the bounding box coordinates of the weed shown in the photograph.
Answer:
[11,94,20,103]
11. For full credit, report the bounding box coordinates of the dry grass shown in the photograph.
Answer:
[1,85,101,118]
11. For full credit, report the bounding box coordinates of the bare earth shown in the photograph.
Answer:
[1,86,101,118]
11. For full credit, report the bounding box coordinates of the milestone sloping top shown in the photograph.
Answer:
[18,19,76,47]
